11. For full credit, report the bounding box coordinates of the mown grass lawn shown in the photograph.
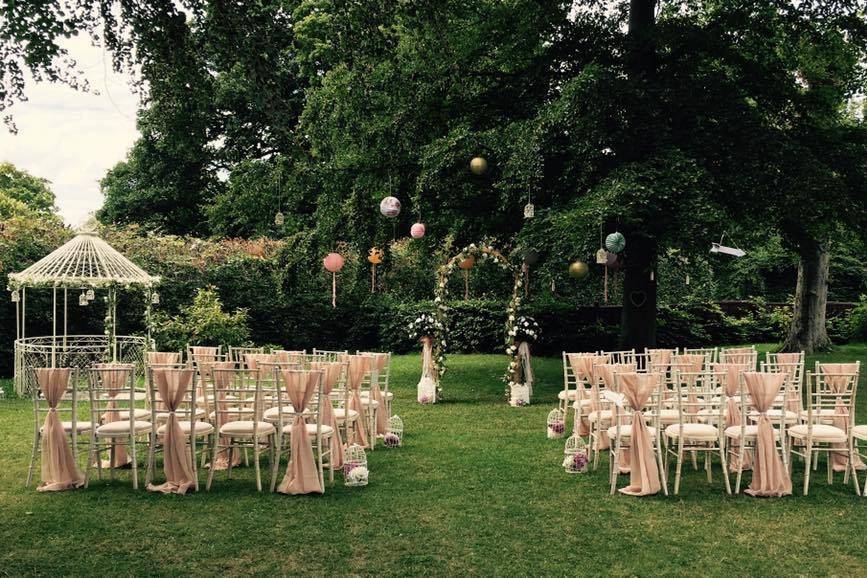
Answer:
[1,344,867,576]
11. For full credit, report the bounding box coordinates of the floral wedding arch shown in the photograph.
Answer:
[428,242,531,403]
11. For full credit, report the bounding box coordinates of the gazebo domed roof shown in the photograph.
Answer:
[8,232,159,289]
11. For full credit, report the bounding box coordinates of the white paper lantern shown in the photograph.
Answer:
[379,196,401,217]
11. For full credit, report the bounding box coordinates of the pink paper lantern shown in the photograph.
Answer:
[323,252,345,273]
[410,223,426,239]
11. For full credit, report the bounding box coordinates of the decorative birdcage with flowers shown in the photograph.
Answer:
[344,444,369,487]
[547,408,566,439]
[563,434,588,474]
[387,415,404,439]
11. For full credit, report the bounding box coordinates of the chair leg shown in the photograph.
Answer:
[849,444,860,495]
[719,444,731,495]
[227,445,235,480]
[129,435,139,490]
[827,449,833,485]
[735,443,746,495]
[656,440,668,496]
[146,432,156,486]
[206,436,219,491]
[674,440,685,495]
[270,434,281,493]
[609,438,620,495]
[109,443,116,481]
[803,441,813,496]
[705,447,712,484]
[26,430,40,487]
[253,438,262,492]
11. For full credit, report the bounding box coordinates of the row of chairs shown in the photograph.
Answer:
[26,349,393,493]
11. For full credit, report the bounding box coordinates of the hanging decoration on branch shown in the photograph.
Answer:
[151,292,160,305]
[79,292,88,306]
[368,247,384,293]
[323,252,345,308]
[10,289,19,303]
[274,211,284,226]
[568,260,589,279]
[458,255,475,300]
[410,222,426,239]
[469,156,488,175]
[605,231,626,253]
[86,288,95,301]
[379,196,401,217]
[523,190,535,219]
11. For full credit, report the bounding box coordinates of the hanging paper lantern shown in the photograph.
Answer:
[568,261,589,279]
[79,292,88,306]
[523,202,535,219]
[323,252,345,272]
[410,223,426,239]
[458,255,476,270]
[274,211,285,226]
[469,156,488,175]
[151,292,160,305]
[521,249,540,266]
[86,288,95,301]
[10,290,19,303]
[379,196,401,217]
[595,248,607,264]
[367,247,384,264]
[605,232,626,253]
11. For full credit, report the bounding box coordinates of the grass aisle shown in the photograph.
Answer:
[1,346,867,576]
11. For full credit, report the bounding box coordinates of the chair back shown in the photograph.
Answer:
[720,346,757,369]
[229,346,264,365]
[210,366,263,433]
[87,363,137,430]
[31,367,81,440]
[683,347,718,366]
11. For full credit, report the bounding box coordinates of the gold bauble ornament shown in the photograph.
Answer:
[568,260,589,279]
[469,156,488,175]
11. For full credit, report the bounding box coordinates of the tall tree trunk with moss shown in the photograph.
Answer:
[782,239,832,353]
[620,0,659,349]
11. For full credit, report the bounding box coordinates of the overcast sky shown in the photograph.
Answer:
[0,35,139,226]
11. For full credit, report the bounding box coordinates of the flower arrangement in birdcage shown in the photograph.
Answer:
[344,443,369,487]
[547,408,566,439]
[406,312,437,341]
[562,434,588,474]
[383,433,401,448]
[513,316,540,344]
[418,394,433,405]
[387,415,404,439]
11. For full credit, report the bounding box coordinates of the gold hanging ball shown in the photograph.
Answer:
[569,260,589,279]
[469,156,488,175]
[367,247,384,264]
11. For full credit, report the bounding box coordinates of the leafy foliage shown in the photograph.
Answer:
[151,286,250,351]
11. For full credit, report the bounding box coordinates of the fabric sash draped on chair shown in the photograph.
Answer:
[35,368,85,492]
[595,363,635,459]
[570,354,610,435]
[147,368,197,494]
[723,347,755,366]
[209,361,242,470]
[616,373,661,496]
[743,372,791,497]
[310,361,344,468]
[347,355,370,448]
[277,370,324,495]
[647,349,673,373]
[716,363,752,472]
[94,363,133,468]
[244,353,277,371]
[821,363,865,473]
[370,354,389,436]
[775,352,803,413]
[190,346,218,397]
[147,351,180,365]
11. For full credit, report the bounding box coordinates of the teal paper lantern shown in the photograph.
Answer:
[605,232,626,253]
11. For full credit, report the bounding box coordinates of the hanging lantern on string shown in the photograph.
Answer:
[469,156,488,175]
[274,211,285,226]
[605,232,626,253]
[595,248,607,264]
[368,247,384,293]
[568,260,589,279]
[410,223,426,239]
[79,292,88,306]
[151,292,160,305]
[458,255,475,300]
[86,288,95,301]
[379,196,401,218]
[524,201,535,219]
[323,252,345,308]
[10,289,19,303]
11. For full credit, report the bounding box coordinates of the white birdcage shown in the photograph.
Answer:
[547,408,565,439]
[344,443,369,487]
[384,415,404,448]
[562,434,588,473]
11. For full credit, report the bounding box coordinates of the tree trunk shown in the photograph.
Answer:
[782,240,831,353]
[621,233,657,349]
[620,0,659,349]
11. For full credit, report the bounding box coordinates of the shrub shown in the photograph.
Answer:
[152,287,251,351]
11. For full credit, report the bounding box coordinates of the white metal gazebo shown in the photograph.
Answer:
[7,229,160,394]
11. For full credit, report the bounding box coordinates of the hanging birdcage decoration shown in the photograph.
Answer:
[79,292,88,306]
[343,443,369,487]
[547,408,566,439]
[86,288,95,301]
[562,434,588,473]
[274,211,285,226]
[387,414,404,440]
[10,290,19,303]
[151,292,160,305]
[523,202,535,219]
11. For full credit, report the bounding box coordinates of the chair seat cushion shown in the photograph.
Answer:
[219,421,276,436]
[42,421,93,434]
[96,420,151,436]
[155,408,206,421]
[748,409,799,424]
[724,425,780,440]
[853,424,867,440]
[799,409,836,424]
[658,409,680,423]
[664,423,719,441]
[208,407,254,421]
[281,423,334,436]
[606,425,657,439]
[587,410,613,423]
[333,408,359,421]
[788,424,847,442]
[110,408,151,421]
[263,406,316,422]
[157,420,215,436]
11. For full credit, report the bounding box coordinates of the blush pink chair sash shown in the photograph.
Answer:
[616,373,661,496]
[821,363,864,472]
[722,348,755,366]
[94,363,133,468]
[593,363,636,455]
[775,353,803,413]
[35,368,85,492]
[347,355,370,448]
[275,350,304,364]
[570,354,610,436]
[243,353,277,370]
[208,361,242,470]
[715,363,752,472]
[647,349,674,372]
[310,361,344,469]
[743,372,791,497]
[369,353,389,436]
[147,368,196,494]
[191,346,219,397]
[147,351,181,365]
[277,370,324,495]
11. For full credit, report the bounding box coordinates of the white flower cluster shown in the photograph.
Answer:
[346,465,369,485]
